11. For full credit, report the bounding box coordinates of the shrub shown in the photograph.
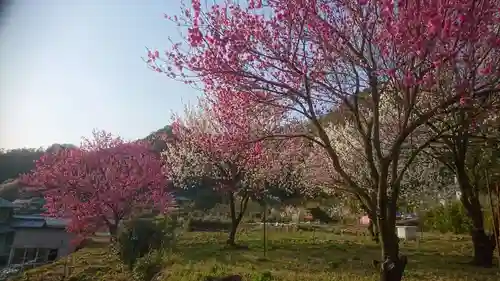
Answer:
[117,215,181,268]
[253,271,273,281]
[308,207,339,224]
[132,250,164,281]
[296,224,333,233]
[423,201,472,234]
[267,215,293,224]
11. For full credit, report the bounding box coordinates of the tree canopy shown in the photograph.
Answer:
[149,1,500,279]
[20,130,171,238]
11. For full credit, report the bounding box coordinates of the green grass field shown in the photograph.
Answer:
[13,229,500,281]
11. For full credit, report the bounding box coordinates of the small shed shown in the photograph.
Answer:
[396,225,418,241]
[8,215,75,265]
[359,215,371,225]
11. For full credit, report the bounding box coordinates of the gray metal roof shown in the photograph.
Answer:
[12,199,30,203]
[10,219,46,228]
[0,202,69,229]
[0,198,14,208]
[45,218,69,228]
[12,215,44,220]
[11,215,69,229]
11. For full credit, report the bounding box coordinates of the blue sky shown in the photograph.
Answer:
[0,0,200,149]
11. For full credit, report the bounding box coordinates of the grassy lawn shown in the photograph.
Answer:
[13,229,500,281]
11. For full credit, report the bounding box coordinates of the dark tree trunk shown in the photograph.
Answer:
[262,202,268,257]
[227,223,238,246]
[377,228,407,281]
[376,197,407,281]
[368,221,375,237]
[379,254,408,281]
[102,211,121,243]
[227,192,249,246]
[108,224,118,243]
[465,202,497,267]
[458,177,497,267]
[368,213,380,243]
[470,229,496,267]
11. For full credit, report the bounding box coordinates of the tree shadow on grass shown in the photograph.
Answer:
[177,235,380,275]
[175,233,499,280]
[176,240,258,267]
[262,239,379,273]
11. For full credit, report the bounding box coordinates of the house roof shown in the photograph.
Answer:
[45,218,69,228]
[10,219,46,228]
[12,199,32,204]
[0,197,14,208]
[12,215,44,220]
[11,215,69,229]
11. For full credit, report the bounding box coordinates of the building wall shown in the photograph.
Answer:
[0,208,12,223]
[12,228,75,257]
[0,232,14,254]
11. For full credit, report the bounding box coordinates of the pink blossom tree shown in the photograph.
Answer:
[149,1,500,279]
[20,130,171,240]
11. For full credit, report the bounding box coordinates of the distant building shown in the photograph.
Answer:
[0,197,75,267]
[12,198,45,215]
[359,215,370,225]
[0,179,43,204]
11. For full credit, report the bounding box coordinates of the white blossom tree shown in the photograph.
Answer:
[163,94,304,246]
[301,93,451,241]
